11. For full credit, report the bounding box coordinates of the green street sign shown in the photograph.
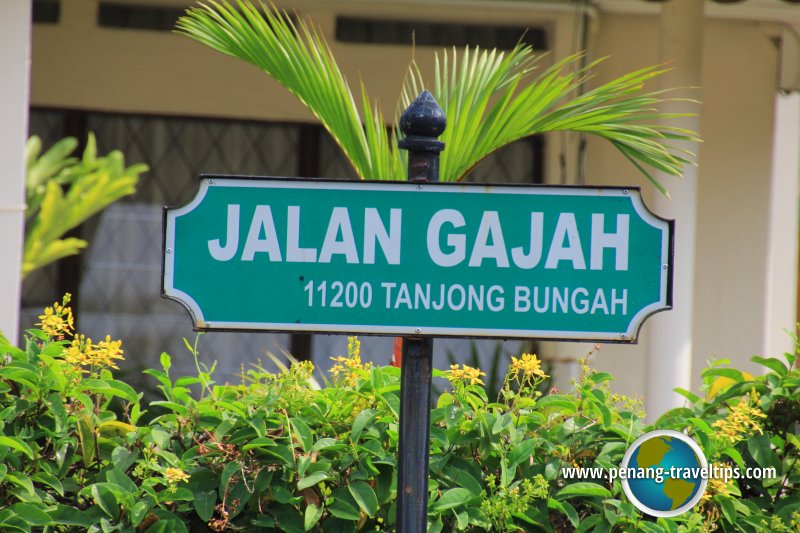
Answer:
[163,176,673,342]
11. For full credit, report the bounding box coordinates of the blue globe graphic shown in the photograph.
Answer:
[622,431,707,516]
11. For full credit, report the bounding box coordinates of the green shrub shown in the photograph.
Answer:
[23,134,146,278]
[0,298,796,532]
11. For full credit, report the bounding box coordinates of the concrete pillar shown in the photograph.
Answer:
[763,92,800,357]
[0,1,31,344]
[646,0,704,419]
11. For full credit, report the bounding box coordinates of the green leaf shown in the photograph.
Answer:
[297,471,330,491]
[271,486,301,505]
[718,496,736,524]
[220,462,241,494]
[702,367,746,381]
[131,501,149,526]
[673,387,701,403]
[491,413,512,435]
[270,506,304,533]
[548,498,579,528]
[6,472,35,497]
[436,392,453,408]
[556,482,611,500]
[351,409,377,442]
[50,505,98,527]
[31,472,64,496]
[0,517,30,533]
[91,483,120,520]
[327,497,360,521]
[750,355,787,376]
[149,401,188,416]
[311,438,344,453]
[592,402,613,428]
[106,468,137,493]
[159,488,194,503]
[431,488,475,512]
[536,395,578,413]
[348,481,378,517]
[304,504,323,531]
[0,436,34,460]
[290,417,313,452]
[194,490,216,522]
[80,378,139,403]
[145,521,173,533]
[453,509,469,529]
[160,352,171,372]
[262,445,295,467]
[149,428,171,450]
[0,365,38,391]
[636,523,665,533]
[747,434,775,469]
[721,447,745,470]
[241,437,277,451]
[575,514,602,533]
[9,504,52,527]
[442,465,483,496]
[111,446,138,472]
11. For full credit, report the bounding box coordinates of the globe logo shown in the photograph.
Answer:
[620,430,708,517]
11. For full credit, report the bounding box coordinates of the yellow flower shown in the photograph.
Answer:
[64,335,91,367]
[510,353,547,379]
[711,391,767,445]
[699,463,736,505]
[165,467,190,484]
[447,364,485,386]
[329,337,371,386]
[37,294,74,338]
[291,360,314,381]
[64,334,125,371]
[347,336,360,359]
[92,335,124,369]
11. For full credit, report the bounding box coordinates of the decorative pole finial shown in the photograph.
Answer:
[399,90,446,142]
[398,91,446,182]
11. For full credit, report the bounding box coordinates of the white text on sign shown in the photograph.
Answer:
[207,205,630,271]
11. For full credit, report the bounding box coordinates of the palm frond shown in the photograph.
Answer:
[402,46,698,188]
[176,1,404,180]
[178,1,697,191]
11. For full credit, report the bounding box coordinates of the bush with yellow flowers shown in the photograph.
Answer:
[0,297,796,532]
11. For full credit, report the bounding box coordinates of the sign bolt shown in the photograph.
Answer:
[414,327,421,333]
[166,248,172,254]
[663,264,668,269]
[623,189,629,195]
[208,179,215,185]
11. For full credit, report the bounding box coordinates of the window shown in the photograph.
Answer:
[336,17,547,50]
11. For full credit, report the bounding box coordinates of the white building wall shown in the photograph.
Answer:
[763,92,800,359]
[0,1,31,344]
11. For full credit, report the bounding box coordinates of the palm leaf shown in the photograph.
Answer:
[178,1,697,191]
[402,46,698,187]
[176,0,404,181]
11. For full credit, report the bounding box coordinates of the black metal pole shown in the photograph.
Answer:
[396,91,446,533]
